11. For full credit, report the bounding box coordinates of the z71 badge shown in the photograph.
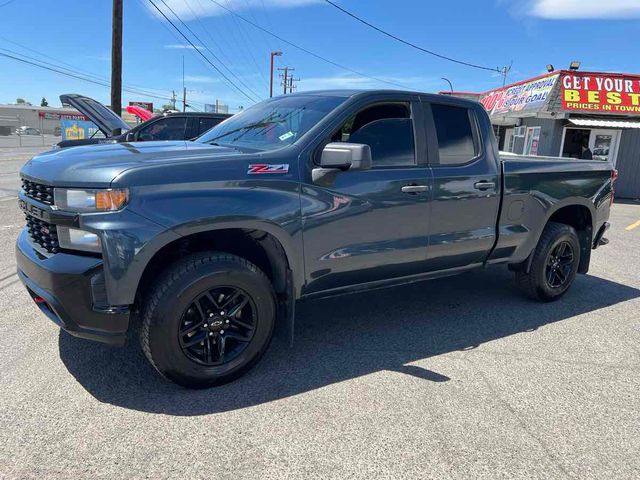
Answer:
[247,164,289,175]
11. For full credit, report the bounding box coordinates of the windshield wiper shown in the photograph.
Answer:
[205,122,270,144]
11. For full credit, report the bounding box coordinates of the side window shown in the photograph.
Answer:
[430,104,478,165]
[332,103,415,167]
[138,117,188,141]
[198,117,223,135]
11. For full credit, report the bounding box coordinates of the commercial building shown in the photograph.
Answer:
[446,70,640,199]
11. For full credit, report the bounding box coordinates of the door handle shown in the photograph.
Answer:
[401,185,428,194]
[474,181,496,191]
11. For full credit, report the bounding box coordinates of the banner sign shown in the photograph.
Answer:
[561,72,640,114]
[38,111,87,121]
[480,74,558,116]
[129,101,154,112]
[60,119,102,141]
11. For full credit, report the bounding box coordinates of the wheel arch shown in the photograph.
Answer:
[134,220,301,306]
[521,199,595,274]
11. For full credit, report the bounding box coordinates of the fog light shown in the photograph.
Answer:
[57,227,101,253]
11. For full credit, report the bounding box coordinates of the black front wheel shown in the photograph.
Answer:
[140,252,275,388]
[516,222,581,302]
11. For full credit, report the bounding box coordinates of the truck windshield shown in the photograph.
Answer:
[196,95,346,151]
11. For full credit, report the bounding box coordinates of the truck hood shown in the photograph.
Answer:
[20,141,242,187]
[60,93,131,137]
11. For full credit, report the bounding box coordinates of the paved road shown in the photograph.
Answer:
[0,151,639,478]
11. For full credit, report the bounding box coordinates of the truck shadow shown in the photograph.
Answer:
[59,267,640,415]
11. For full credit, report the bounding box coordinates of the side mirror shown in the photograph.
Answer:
[319,142,372,171]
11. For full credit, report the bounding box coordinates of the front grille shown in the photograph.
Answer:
[25,215,59,253]
[22,178,54,205]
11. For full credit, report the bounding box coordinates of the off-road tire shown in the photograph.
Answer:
[516,222,581,302]
[140,252,275,388]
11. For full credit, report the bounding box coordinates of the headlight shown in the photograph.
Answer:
[57,227,101,253]
[55,188,128,212]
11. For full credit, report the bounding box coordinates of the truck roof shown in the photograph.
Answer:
[281,89,480,106]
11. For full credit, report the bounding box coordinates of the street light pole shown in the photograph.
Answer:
[270,51,282,98]
[441,77,453,92]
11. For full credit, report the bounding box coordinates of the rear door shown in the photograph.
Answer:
[422,98,500,270]
[301,94,433,294]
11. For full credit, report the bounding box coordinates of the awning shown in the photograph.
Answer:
[569,118,640,129]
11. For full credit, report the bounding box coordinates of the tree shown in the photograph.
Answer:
[40,97,48,107]
[161,103,173,111]
[16,98,26,104]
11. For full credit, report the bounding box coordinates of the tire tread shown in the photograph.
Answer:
[139,252,271,386]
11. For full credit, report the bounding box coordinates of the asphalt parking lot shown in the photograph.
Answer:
[0,147,639,479]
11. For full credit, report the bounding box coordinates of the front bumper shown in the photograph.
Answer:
[16,229,129,346]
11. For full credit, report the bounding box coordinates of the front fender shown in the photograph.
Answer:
[96,183,304,305]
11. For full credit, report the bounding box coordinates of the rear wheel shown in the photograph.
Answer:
[140,252,275,388]
[516,222,581,302]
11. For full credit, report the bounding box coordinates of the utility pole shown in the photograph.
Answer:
[288,75,300,94]
[182,56,186,112]
[171,90,176,110]
[279,67,295,95]
[500,61,513,87]
[111,0,123,132]
[269,51,282,98]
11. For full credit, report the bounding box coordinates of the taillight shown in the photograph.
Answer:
[610,169,618,205]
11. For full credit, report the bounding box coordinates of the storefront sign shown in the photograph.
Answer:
[480,74,558,116]
[38,111,87,121]
[60,119,101,141]
[561,72,640,114]
[128,101,154,112]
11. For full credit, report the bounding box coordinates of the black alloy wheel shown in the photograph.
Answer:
[544,241,575,289]
[140,252,276,388]
[179,287,256,366]
[515,222,581,302]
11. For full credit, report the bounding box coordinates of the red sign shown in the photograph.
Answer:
[38,111,87,121]
[561,72,640,114]
[129,101,154,112]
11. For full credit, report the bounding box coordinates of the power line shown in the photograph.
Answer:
[207,0,411,90]
[0,50,185,104]
[0,35,172,98]
[323,0,502,73]
[156,0,263,100]
[147,0,258,103]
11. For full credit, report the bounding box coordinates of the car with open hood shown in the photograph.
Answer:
[56,94,232,148]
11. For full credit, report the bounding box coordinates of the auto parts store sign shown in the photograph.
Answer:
[562,72,640,114]
[481,74,558,116]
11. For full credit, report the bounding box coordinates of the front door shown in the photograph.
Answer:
[300,96,432,294]
[589,129,620,165]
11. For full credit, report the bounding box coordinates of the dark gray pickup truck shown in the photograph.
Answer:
[17,90,616,388]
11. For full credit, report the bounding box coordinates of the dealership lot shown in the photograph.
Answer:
[0,149,638,478]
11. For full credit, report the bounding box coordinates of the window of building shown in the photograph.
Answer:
[431,104,478,165]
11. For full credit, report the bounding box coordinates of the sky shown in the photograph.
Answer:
[1,0,639,112]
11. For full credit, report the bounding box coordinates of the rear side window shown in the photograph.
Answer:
[431,104,478,165]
